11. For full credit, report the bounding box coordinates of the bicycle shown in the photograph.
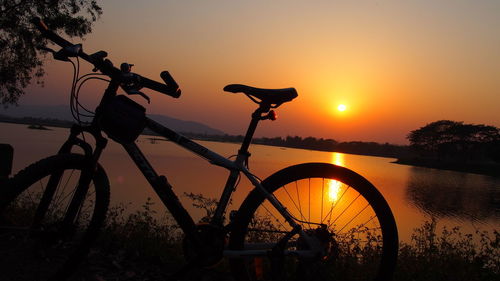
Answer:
[0,18,398,281]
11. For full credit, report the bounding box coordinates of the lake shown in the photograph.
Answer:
[1,122,498,242]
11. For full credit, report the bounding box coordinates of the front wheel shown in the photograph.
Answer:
[0,154,110,281]
[229,163,398,281]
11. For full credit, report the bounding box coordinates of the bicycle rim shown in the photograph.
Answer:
[0,154,109,281]
[229,163,398,281]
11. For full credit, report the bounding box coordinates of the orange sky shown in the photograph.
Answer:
[23,0,500,144]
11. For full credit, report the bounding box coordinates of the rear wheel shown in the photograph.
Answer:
[0,154,110,281]
[229,163,398,281]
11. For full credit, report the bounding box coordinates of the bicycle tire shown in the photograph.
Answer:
[229,163,398,281]
[0,153,110,281]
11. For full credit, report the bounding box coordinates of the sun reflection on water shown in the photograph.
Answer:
[328,179,341,203]
[332,152,345,167]
[327,153,345,202]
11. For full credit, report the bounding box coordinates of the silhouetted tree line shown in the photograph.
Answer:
[407,120,500,163]
[185,133,409,158]
[8,114,498,165]
[254,136,338,152]
[333,141,409,158]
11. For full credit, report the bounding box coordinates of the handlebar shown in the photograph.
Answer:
[32,17,181,99]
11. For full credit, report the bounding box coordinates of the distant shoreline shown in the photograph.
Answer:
[4,119,498,177]
[0,116,409,158]
[394,157,500,178]
[0,115,72,129]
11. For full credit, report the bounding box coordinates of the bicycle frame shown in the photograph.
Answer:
[148,114,296,212]
[130,114,302,240]
[56,101,304,257]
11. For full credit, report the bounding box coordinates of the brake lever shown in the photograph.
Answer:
[126,89,151,104]
[120,63,151,103]
[121,75,151,104]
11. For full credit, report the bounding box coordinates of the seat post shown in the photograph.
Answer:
[238,104,269,156]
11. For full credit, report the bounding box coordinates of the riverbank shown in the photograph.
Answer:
[395,157,500,177]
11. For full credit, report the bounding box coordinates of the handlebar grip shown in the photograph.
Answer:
[160,71,179,89]
[140,75,181,98]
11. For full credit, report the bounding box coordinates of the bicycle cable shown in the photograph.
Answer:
[59,55,111,144]
[66,57,110,125]
[74,76,109,115]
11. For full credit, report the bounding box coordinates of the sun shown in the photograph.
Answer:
[337,104,347,112]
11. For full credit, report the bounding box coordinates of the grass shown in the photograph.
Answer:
[79,199,186,280]
[2,193,499,280]
[396,218,499,281]
[78,195,232,280]
[84,196,499,281]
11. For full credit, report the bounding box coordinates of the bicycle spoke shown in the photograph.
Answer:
[295,181,307,230]
[260,201,288,231]
[337,203,370,233]
[308,178,311,227]
[54,168,76,207]
[25,178,44,206]
[324,185,351,226]
[320,178,324,224]
[329,192,361,228]
[282,184,307,223]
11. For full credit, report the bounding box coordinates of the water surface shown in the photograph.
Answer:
[1,122,498,241]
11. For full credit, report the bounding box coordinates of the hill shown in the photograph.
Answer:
[0,104,225,136]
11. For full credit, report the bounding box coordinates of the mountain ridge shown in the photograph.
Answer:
[0,104,225,136]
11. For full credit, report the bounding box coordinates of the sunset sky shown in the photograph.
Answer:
[23,0,500,144]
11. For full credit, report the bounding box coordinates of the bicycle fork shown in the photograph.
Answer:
[32,125,106,236]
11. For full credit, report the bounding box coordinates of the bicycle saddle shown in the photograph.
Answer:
[224,84,298,107]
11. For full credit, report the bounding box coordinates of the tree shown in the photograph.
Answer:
[407,120,500,162]
[407,120,462,157]
[0,0,102,105]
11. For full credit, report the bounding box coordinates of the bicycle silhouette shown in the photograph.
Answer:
[0,18,398,281]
